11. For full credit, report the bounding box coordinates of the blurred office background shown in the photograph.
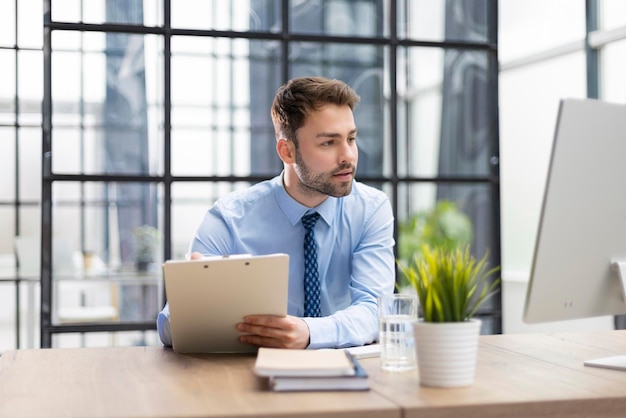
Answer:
[0,0,624,350]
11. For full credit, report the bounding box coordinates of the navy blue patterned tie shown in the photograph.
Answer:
[302,212,321,317]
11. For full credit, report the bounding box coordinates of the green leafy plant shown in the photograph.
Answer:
[399,245,500,322]
[397,200,473,289]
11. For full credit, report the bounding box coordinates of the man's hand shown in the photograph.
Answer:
[236,315,310,349]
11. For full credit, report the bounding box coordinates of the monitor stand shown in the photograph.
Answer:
[584,261,626,371]
[612,261,626,301]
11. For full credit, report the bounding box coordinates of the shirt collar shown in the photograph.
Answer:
[273,172,337,227]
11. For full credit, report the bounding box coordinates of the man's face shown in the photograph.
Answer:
[292,104,358,198]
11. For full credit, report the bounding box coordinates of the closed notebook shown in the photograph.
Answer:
[254,347,356,377]
[269,354,369,392]
[345,343,381,359]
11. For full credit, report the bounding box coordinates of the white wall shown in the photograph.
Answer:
[499,1,626,334]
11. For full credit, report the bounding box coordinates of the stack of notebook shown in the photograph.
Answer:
[254,347,369,392]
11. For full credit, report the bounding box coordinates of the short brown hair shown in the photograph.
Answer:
[270,76,360,145]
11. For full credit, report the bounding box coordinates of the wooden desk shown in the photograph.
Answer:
[0,346,399,418]
[2,331,626,418]
[368,330,626,418]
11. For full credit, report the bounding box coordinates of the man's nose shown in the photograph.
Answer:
[339,141,356,163]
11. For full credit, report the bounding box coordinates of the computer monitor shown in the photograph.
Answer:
[523,98,626,371]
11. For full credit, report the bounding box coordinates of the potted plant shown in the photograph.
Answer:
[132,225,160,272]
[398,244,500,387]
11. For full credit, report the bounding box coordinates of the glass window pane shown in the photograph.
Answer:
[171,37,254,108]
[52,0,163,27]
[18,127,41,202]
[51,50,82,110]
[17,0,42,48]
[53,181,164,270]
[0,51,16,126]
[172,0,280,32]
[290,0,384,37]
[52,33,163,176]
[171,37,279,176]
[51,128,81,173]
[52,127,132,175]
[17,50,42,126]
[399,0,491,43]
[51,181,164,326]
[397,183,494,249]
[18,207,41,248]
[398,47,495,177]
[16,206,41,273]
[0,207,16,254]
[172,129,257,177]
[0,128,16,200]
[51,0,82,23]
[0,0,16,47]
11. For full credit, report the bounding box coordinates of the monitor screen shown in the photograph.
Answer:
[523,98,626,370]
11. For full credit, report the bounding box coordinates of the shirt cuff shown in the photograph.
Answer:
[302,317,338,349]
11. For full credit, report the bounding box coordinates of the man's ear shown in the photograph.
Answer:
[276,138,296,164]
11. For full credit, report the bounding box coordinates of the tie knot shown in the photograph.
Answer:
[302,212,320,230]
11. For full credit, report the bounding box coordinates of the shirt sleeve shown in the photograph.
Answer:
[156,303,172,346]
[191,203,235,255]
[304,196,396,349]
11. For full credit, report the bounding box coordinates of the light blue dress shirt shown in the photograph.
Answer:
[157,173,395,349]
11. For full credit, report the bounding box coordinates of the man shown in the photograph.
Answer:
[157,76,395,349]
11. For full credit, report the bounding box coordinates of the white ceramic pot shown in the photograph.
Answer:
[413,319,481,388]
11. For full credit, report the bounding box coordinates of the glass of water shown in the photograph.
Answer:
[377,293,418,371]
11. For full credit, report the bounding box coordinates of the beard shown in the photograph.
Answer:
[294,148,355,198]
